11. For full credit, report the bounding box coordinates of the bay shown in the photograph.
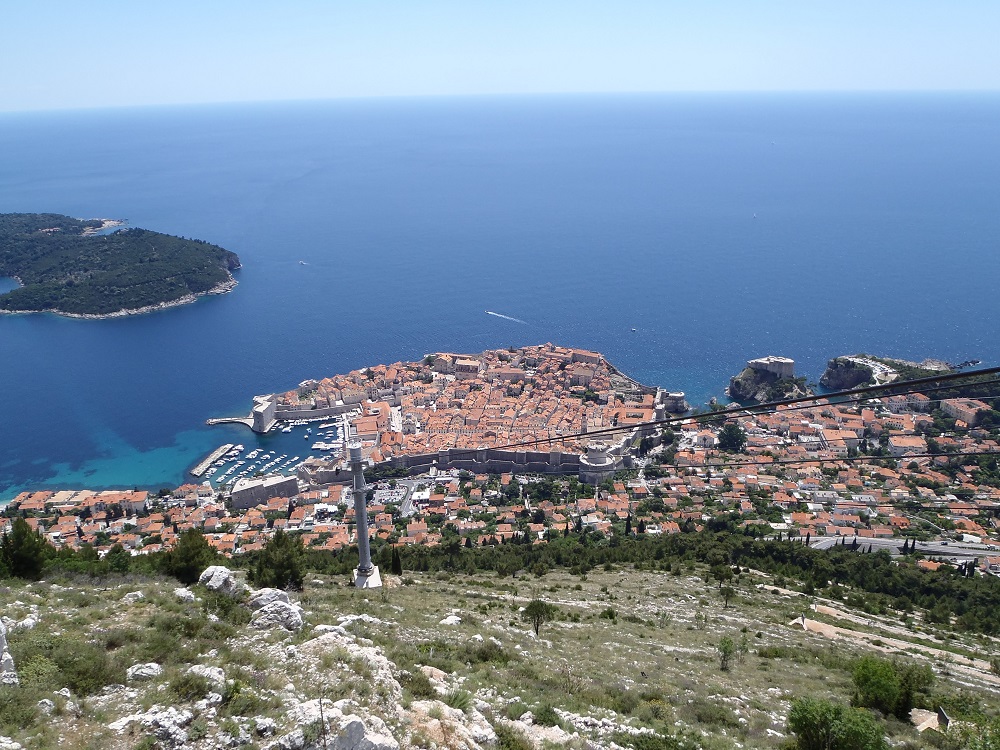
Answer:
[2,93,998,500]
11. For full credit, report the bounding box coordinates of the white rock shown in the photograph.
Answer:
[187,664,226,687]
[249,588,290,610]
[439,615,462,626]
[298,632,403,716]
[54,688,71,699]
[194,692,224,711]
[174,588,196,602]
[334,714,399,750]
[110,706,194,747]
[254,717,277,736]
[251,601,304,632]
[148,706,194,746]
[121,591,144,604]
[0,621,16,687]
[469,634,484,642]
[199,566,245,597]
[314,624,349,636]
[288,698,342,727]
[337,614,388,628]
[36,699,55,715]
[0,736,23,750]
[12,615,38,630]
[406,701,494,750]
[419,666,448,687]
[127,663,164,682]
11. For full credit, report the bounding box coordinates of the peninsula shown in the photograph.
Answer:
[230,344,691,486]
[0,213,240,318]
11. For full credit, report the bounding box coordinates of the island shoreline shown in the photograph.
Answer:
[0,274,238,320]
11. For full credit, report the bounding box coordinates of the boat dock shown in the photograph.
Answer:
[205,416,255,429]
[190,443,234,477]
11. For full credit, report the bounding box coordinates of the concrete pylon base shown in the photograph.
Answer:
[353,565,382,589]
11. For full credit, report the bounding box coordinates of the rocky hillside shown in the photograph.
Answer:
[818,357,877,390]
[728,367,811,403]
[2,563,999,750]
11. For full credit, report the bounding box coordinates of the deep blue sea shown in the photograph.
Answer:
[2,93,999,501]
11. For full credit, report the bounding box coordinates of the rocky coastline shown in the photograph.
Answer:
[0,275,238,320]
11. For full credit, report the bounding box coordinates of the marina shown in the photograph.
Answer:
[189,443,234,477]
[191,421,342,489]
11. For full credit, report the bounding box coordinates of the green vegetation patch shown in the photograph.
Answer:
[0,213,240,315]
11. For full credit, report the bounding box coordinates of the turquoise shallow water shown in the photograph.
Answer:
[1,93,999,500]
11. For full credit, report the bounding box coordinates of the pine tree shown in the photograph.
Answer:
[390,547,403,575]
[0,517,50,579]
[252,530,304,590]
[625,515,633,536]
[163,528,218,584]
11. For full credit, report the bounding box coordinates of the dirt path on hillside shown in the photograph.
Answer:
[792,615,1000,688]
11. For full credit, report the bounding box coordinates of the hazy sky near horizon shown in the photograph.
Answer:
[3,1,999,112]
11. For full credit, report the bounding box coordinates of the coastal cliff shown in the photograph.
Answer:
[819,354,953,391]
[819,357,877,390]
[729,367,811,402]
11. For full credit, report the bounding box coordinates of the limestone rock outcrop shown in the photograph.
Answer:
[109,706,194,747]
[269,700,399,750]
[0,620,18,686]
[126,662,164,682]
[249,587,291,610]
[251,600,304,632]
[198,566,245,597]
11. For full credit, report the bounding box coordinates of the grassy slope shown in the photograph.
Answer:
[3,563,999,749]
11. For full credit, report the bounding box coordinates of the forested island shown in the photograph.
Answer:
[0,213,240,317]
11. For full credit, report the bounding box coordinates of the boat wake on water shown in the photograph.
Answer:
[485,310,527,324]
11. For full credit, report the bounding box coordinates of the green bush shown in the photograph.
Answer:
[221,680,273,717]
[465,639,513,666]
[494,723,533,750]
[8,631,123,696]
[533,703,562,727]
[610,732,701,750]
[687,698,739,729]
[505,701,529,720]
[788,697,887,750]
[169,671,212,702]
[0,686,39,730]
[851,656,932,719]
[400,669,436,699]
[444,689,472,712]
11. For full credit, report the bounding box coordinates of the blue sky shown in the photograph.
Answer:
[2,0,999,112]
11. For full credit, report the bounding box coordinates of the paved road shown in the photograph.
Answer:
[810,535,990,560]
